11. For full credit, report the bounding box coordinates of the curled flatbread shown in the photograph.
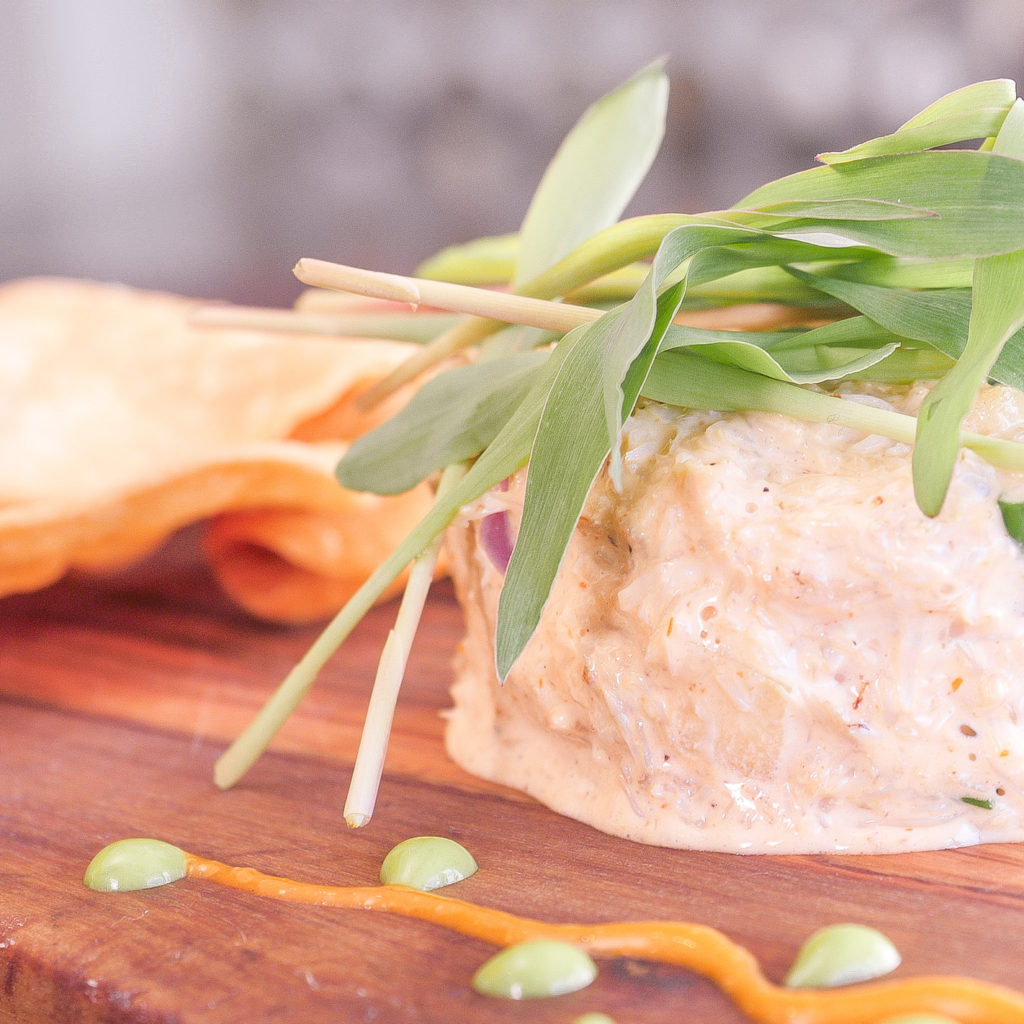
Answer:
[0,277,434,621]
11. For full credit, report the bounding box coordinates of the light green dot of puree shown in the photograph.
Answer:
[875,1017,962,1024]
[379,835,478,891]
[84,838,187,892]
[784,922,901,988]
[573,1014,617,1024]
[472,940,598,1000]
[876,1017,962,1024]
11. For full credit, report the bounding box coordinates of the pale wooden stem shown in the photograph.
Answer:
[341,542,439,829]
[191,302,457,343]
[293,258,600,333]
[342,463,465,828]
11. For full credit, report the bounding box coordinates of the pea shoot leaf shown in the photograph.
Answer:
[513,59,668,287]
[734,150,1024,257]
[781,269,1024,391]
[818,79,1016,163]
[336,350,546,495]
[999,498,1024,546]
[660,317,904,384]
[741,197,939,221]
[496,274,686,677]
[912,99,1024,514]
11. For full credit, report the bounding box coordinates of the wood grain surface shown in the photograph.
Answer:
[2,529,1024,1023]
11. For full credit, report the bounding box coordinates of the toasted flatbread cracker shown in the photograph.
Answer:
[0,278,434,621]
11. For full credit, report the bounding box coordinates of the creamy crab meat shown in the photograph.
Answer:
[444,383,1024,853]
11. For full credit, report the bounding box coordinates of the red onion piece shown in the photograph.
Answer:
[480,511,514,573]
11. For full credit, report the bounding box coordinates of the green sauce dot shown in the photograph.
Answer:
[573,1014,617,1024]
[84,838,187,892]
[875,1017,961,1024]
[784,922,901,988]
[472,940,598,1000]
[379,836,477,891]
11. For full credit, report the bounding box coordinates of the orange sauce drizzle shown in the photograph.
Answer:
[185,852,1024,1023]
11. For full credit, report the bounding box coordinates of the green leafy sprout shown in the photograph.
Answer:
[213,64,1024,827]
[961,796,995,810]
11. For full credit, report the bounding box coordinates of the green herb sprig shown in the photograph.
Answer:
[961,796,995,810]
[214,67,1024,828]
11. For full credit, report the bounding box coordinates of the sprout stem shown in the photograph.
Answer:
[293,258,600,333]
[343,464,464,828]
[190,303,458,343]
[292,258,602,411]
[343,531,444,828]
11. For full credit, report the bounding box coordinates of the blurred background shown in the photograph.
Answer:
[4,0,1024,307]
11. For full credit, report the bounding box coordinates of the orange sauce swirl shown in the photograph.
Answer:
[185,851,1024,1023]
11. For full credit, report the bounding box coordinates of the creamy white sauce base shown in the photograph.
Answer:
[445,384,1024,853]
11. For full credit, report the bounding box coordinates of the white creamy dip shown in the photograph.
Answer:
[444,383,1024,853]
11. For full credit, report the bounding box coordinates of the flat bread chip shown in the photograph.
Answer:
[0,278,435,621]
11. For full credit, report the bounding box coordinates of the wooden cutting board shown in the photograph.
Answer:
[2,531,1024,1023]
